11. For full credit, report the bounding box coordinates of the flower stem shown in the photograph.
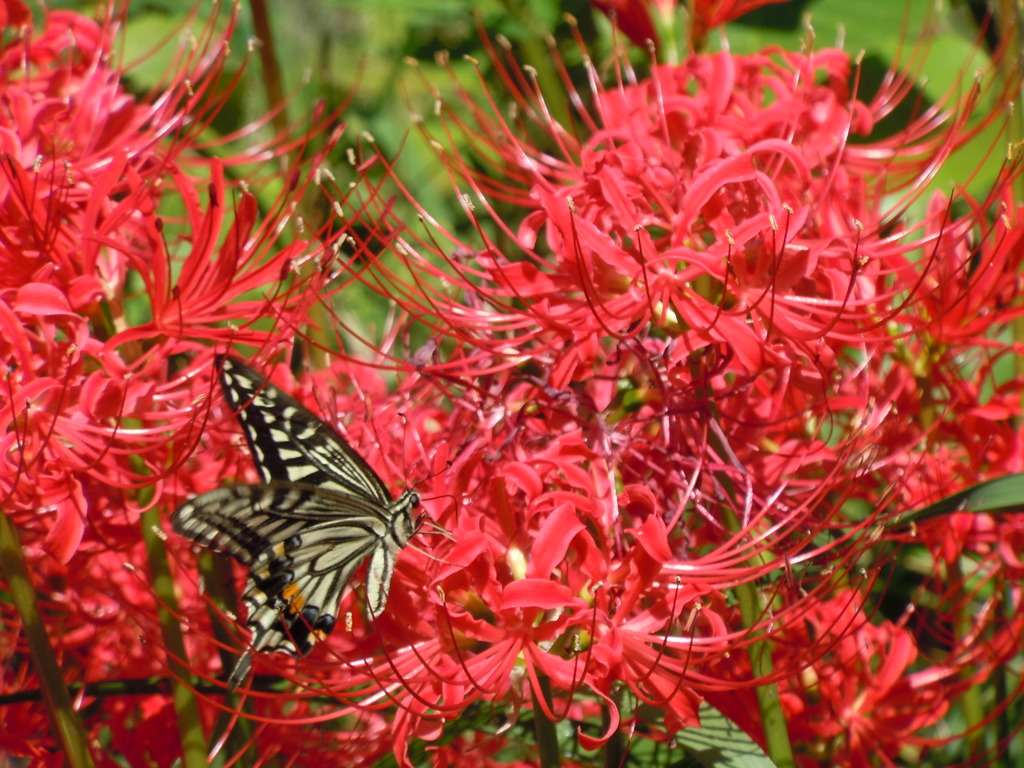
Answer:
[0,511,96,768]
[949,559,984,760]
[198,550,255,760]
[136,457,209,768]
[249,0,289,145]
[734,578,796,768]
[532,674,562,768]
[704,411,795,767]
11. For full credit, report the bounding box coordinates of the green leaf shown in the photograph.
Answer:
[676,702,778,768]
[893,474,1024,527]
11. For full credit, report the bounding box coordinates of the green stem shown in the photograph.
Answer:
[602,691,624,768]
[137,459,208,768]
[249,0,290,146]
[734,578,795,768]
[700,381,794,767]
[200,551,254,765]
[949,559,984,759]
[531,675,562,768]
[0,511,96,768]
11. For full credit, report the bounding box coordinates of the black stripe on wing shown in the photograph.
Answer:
[170,482,392,563]
[171,357,423,689]
[172,484,387,659]
[216,356,393,504]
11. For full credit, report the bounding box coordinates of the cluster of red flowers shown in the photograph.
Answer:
[0,0,352,762]
[318,8,1024,768]
[2,0,1023,766]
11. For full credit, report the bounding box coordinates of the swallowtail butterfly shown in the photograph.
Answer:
[171,356,420,690]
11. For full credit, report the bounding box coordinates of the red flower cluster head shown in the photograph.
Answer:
[0,1,350,761]
[3,1,1023,766]
[301,14,1024,767]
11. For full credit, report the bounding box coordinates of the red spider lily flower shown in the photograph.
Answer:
[589,0,660,49]
[590,0,789,50]
[240,352,785,763]
[168,355,711,763]
[711,587,1024,767]
[303,15,1024,764]
[0,1,354,762]
[6,4,1008,766]
[0,2,345,558]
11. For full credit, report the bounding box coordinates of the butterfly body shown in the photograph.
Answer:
[171,356,419,689]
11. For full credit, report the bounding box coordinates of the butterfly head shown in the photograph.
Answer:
[389,490,422,545]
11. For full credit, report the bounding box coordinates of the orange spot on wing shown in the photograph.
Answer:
[282,582,305,612]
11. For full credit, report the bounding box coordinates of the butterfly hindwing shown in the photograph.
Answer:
[171,357,420,689]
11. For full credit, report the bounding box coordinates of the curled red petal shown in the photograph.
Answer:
[632,514,673,563]
[528,502,585,577]
[14,283,76,317]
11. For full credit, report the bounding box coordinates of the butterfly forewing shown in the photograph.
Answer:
[171,356,420,689]
[217,357,393,502]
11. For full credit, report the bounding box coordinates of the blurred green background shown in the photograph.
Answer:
[51,0,1006,220]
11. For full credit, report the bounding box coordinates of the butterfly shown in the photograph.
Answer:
[171,355,421,690]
